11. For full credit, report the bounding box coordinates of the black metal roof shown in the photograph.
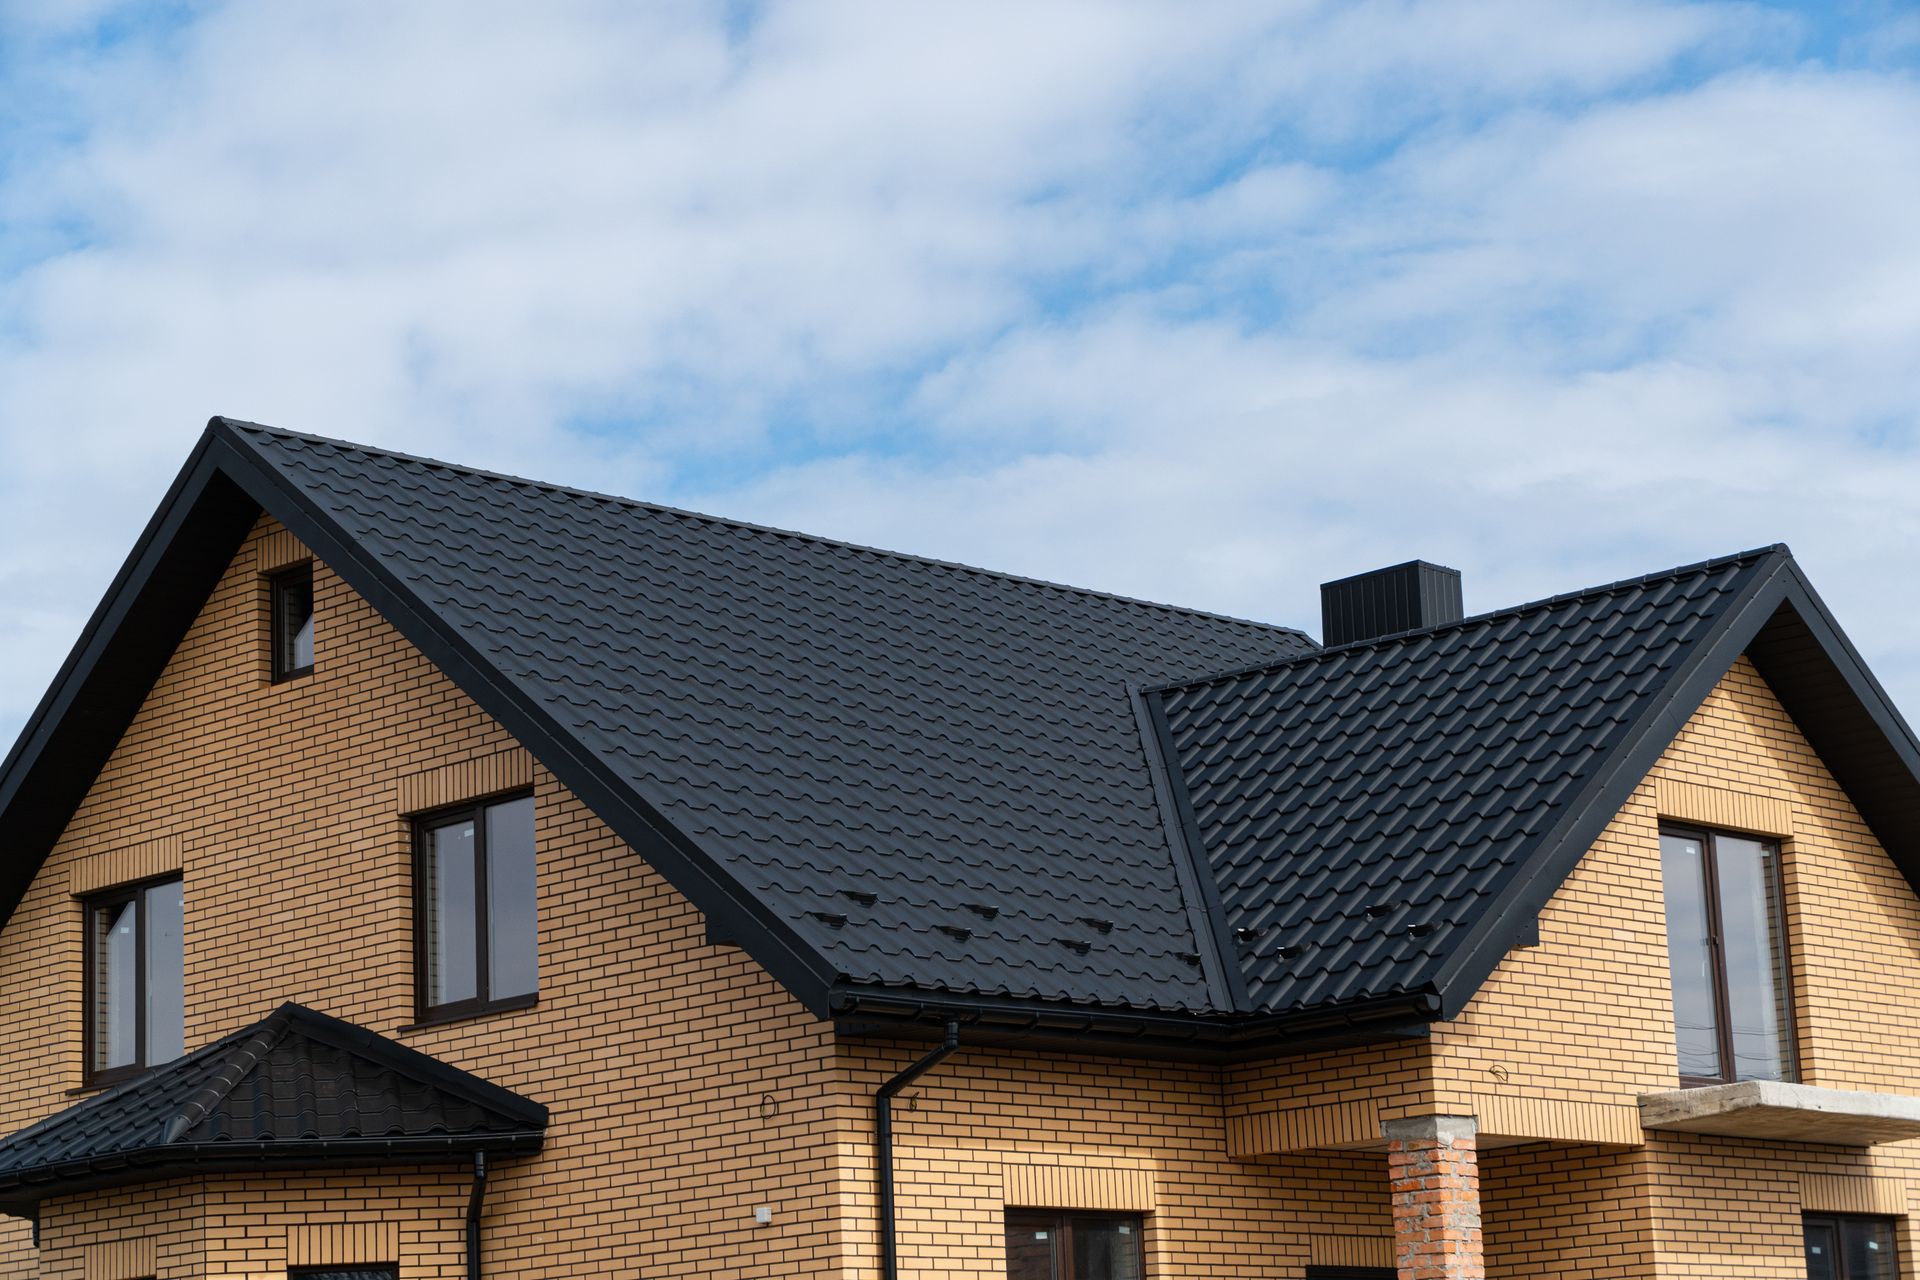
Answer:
[1,420,1917,1058]
[1149,546,1920,1022]
[0,1003,544,1215]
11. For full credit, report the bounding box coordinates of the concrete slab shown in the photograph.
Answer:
[1640,1080,1920,1145]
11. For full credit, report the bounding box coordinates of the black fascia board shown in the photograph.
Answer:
[202,420,845,1017]
[831,982,1438,1064]
[0,1131,545,1220]
[1749,564,1920,888]
[0,427,257,929]
[1423,550,1795,1018]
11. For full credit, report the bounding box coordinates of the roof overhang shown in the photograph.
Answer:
[1640,1080,1920,1146]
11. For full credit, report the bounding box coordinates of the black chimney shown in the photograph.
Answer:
[1320,560,1464,647]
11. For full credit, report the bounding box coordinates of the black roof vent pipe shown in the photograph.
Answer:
[1320,560,1463,647]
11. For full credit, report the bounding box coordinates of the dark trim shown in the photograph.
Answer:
[877,1021,959,1280]
[834,983,1436,1064]
[0,431,255,932]
[399,992,539,1034]
[1424,551,1794,1018]
[201,421,845,1019]
[466,1151,488,1280]
[0,1131,544,1220]
[411,791,537,1023]
[1131,686,1237,1013]
[1141,687,1250,1013]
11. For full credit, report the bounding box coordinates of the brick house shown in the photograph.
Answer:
[0,418,1917,1278]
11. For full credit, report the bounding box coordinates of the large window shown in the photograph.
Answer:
[1805,1215,1899,1280]
[270,564,315,682]
[1005,1212,1143,1280]
[85,877,184,1085]
[1661,825,1795,1085]
[415,793,537,1022]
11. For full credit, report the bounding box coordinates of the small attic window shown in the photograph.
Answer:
[271,564,315,681]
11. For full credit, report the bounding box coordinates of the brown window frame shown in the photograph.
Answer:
[288,1269,400,1280]
[1662,822,1798,1088]
[411,791,538,1026]
[82,873,183,1088]
[1804,1213,1901,1279]
[1004,1209,1145,1280]
[269,563,315,683]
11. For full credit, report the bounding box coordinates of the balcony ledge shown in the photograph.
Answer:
[1640,1080,1920,1146]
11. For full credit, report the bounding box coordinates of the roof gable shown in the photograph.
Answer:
[1150,547,1920,1022]
[0,419,1308,1026]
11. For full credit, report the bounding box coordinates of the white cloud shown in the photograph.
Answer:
[2,0,1918,744]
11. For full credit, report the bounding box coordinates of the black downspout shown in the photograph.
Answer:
[876,1020,960,1280]
[466,1150,488,1280]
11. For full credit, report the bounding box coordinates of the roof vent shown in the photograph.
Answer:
[1320,560,1463,647]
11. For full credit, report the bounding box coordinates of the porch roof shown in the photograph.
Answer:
[0,1003,545,1216]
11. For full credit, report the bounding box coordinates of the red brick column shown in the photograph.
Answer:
[1384,1115,1483,1280]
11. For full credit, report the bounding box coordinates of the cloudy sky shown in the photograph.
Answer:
[2,0,1918,747]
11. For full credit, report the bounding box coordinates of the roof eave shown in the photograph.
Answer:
[0,1129,546,1220]
[831,982,1438,1063]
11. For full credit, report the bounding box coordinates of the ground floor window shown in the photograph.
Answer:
[1805,1215,1899,1280]
[1005,1210,1143,1280]
[289,1270,397,1280]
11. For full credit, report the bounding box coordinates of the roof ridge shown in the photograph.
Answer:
[215,418,1311,642]
[161,1003,295,1143]
[1144,544,1791,697]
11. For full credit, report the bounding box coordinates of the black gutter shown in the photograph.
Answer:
[467,1151,488,1280]
[836,986,1437,1063]
[876,1020,959,1280]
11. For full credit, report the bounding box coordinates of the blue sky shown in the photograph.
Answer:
[1,0,1918,748]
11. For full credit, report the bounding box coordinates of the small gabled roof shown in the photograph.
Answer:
[0,1003,544,1215]
[1148,545,1920,1022]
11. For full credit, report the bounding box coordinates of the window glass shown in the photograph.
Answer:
[486,796,538,1000]
[418,794,538,1018]
[1806,1216,1901,1280]
[91,897,138,1072]
[143,879,185,1065]
[1660,832,1721,1079]
[1004,1222,1057,1280]
[1717,835,1791,1081]
[425,818,479,1007]
[1072,1219,1142,1280]
[273,566,315,678]
[1846,1220,1898,1280]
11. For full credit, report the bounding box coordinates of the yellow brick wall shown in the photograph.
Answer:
[0,515,847,1278]
[829,1039,1407,1280]
[37,1171,473,1279]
